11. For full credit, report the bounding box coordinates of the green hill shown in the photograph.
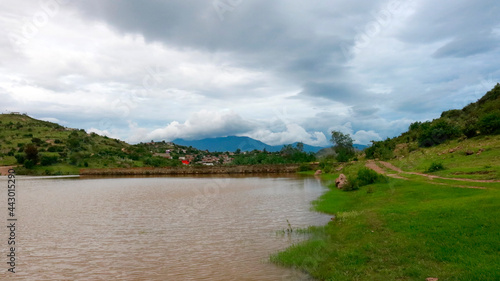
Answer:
[366,83,500,160]
[0,113,183,175]
[0,114,314,175]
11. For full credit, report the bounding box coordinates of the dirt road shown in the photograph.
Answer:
[365,161,493,189]
[0,166,16,176]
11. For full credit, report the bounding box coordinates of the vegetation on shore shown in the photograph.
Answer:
[272,85,500,280]
[272,163,499,280]
[0,114,315,175]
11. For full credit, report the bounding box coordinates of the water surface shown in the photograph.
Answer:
[0,175,330,280]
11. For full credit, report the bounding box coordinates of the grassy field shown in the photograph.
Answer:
[272,148,500,280]
[390,135,500,180]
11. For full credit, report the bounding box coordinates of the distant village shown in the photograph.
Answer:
[143,141,236,166]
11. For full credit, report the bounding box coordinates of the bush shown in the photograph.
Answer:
[14,154,25,164]
[335,146,354,162]
[342,175,359,191]
[31,137,43,145]
[24,160,35,169]
[418,120,461,147]
[478,112,500,135]
[40,155,59,166]
[342,168,387,192]
[357,167,386,186]
[365,139,395,160]
[298,163,311,172]
[427,162,445,173]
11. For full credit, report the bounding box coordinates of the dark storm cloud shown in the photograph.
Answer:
[2,0,499,145]
[298,81,370,104]
[397,0,500,51]
[433,34,500,58]
[68,0,381,71]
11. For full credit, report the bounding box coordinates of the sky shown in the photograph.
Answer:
[1,0,499,146]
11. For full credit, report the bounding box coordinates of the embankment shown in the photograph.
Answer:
[80,164,300,176]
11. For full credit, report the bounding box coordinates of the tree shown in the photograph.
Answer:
[330,131,355,162]
[24,144,39,164]
[331,131,354,148]
[280,144,294,156]
[296,142,304,152]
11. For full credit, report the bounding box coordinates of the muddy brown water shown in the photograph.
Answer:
[0,175,331,280]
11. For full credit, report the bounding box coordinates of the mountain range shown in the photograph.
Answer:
[172,136,367,153]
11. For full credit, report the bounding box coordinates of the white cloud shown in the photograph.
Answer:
[247,123,328,147]
[39,117,63,124]
[129,110,256,143]
[87,127,120,140]
[328,122,382,145]
[352,130,382,145]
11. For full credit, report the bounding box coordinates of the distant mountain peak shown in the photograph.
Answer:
[172,136,330,153]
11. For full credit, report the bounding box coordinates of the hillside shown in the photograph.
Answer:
[0,114,318,175]
[0,114,186,175]
[366,83,500,160]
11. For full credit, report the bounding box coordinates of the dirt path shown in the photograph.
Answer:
[0,166,16,176]
[365,161,407,179]
[365,161,489,189]
[378,161,500,183]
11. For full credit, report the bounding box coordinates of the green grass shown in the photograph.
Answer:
[15,163,80,175]
[393,135,500,180]
[271,163,500,280]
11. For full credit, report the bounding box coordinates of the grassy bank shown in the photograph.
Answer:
[271,162,500,280]
[391,135,500,180]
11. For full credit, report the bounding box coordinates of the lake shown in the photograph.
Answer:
[0,174,331,280]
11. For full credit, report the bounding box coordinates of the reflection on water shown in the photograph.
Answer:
[0,175,331,280]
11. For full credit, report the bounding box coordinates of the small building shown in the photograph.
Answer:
[181,160,190,165]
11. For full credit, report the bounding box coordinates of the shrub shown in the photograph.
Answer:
[342,175,359,191]
[335,146,354,162]
[40,155,59,166]
[14,154,25,164]
[298,163,311,172]
[357,167,386,186]
[478,112,500,135]
[365,139,395,160]
[418,120,461,147]
[24,160,35,169]
[31,137,43,145]
[342,168,387,192]
[427,162,445,173]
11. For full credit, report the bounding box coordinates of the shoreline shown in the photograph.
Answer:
[80,164,302,176]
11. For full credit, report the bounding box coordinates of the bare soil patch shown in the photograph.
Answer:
[0,166,16,176]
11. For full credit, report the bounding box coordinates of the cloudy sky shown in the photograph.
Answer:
[1,0,499,146]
